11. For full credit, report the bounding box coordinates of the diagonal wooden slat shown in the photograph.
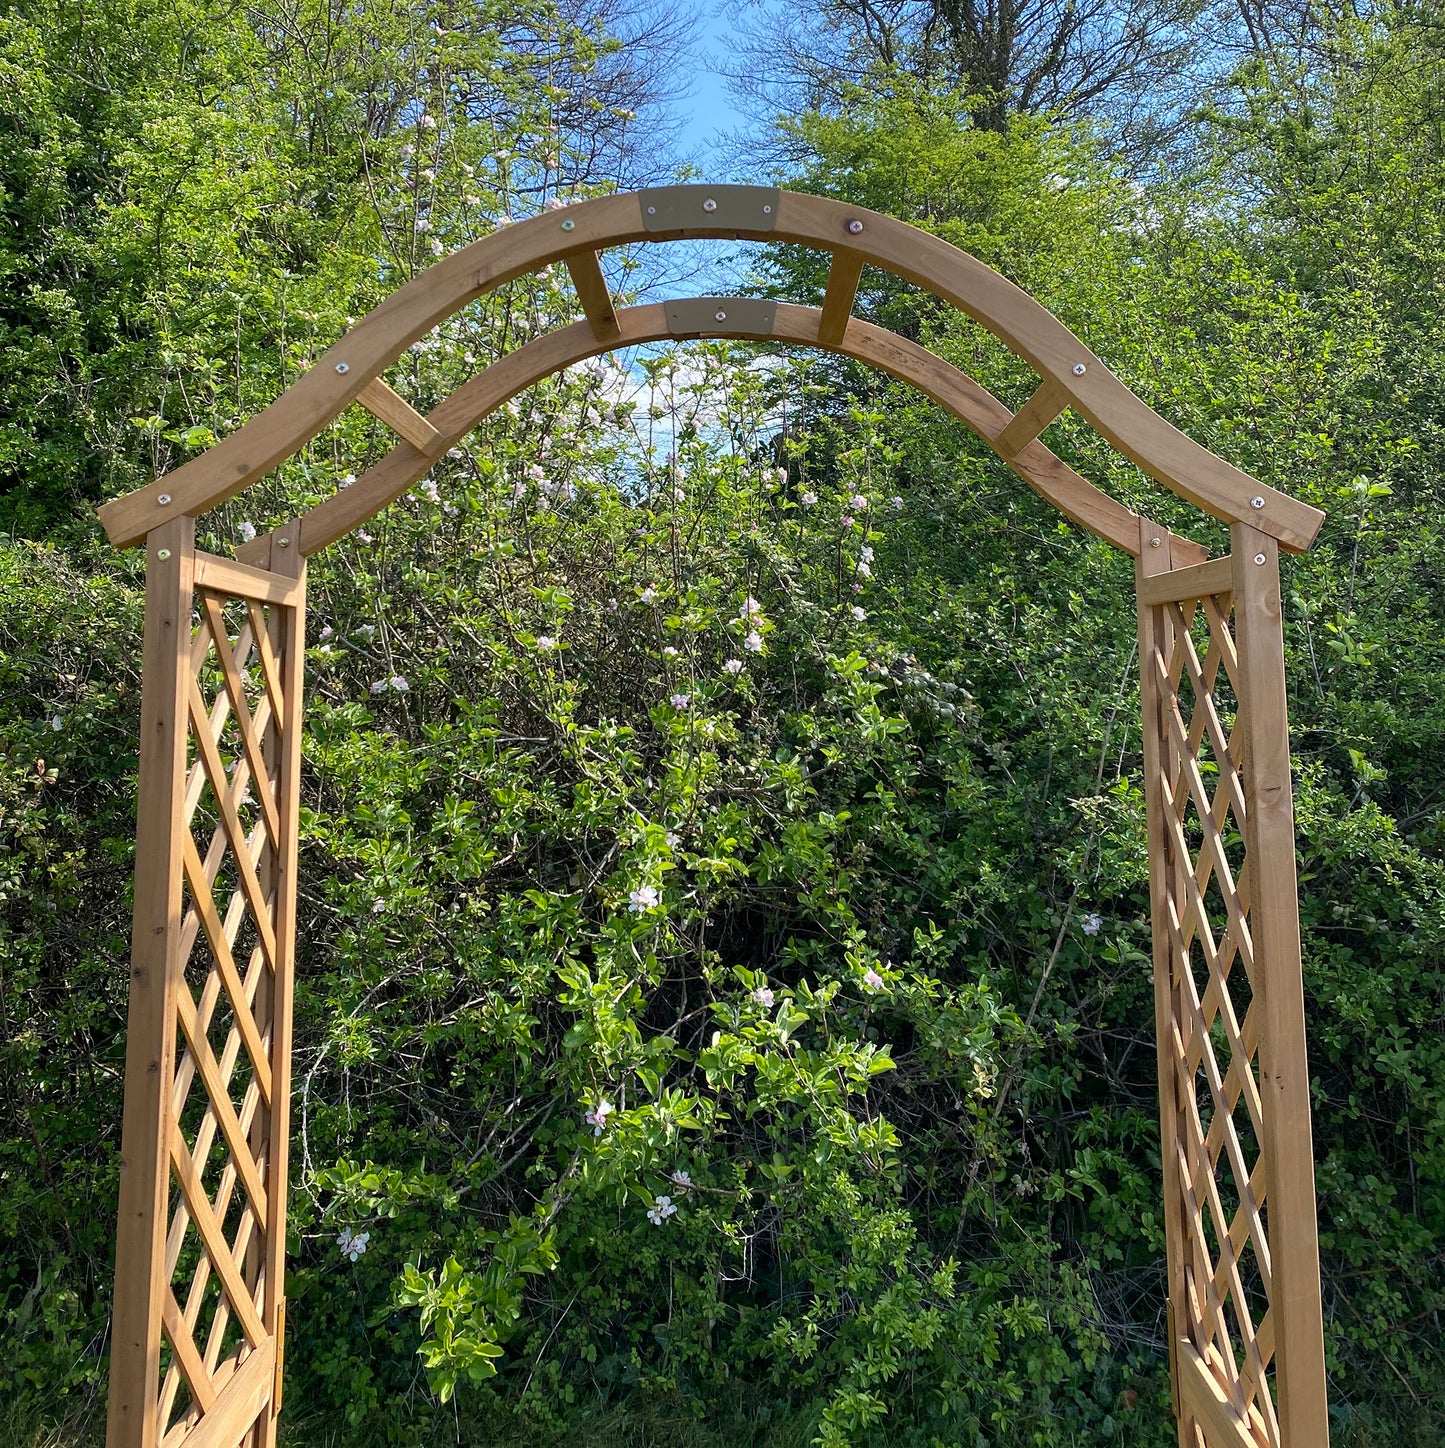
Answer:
[172,1337,274,1448]
[200,596,281,847]
[245,601,286,725]
[159,1085,265,1429]
[181,834,272,1103]
[161,1287,217,1414]
[186,674,279,969]
[174,987,269,1235]
[168,1126,267,1348]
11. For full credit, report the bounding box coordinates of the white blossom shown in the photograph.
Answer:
[647,1194,677,1226]
[722,659,743,675]
[389,676,408,692]
[801,491,817,507]
[751,986,774,1007]
[862,967,884,992]
[743,631,763,653]
[670,693,691,709]
[851,606,867,621]
[238,521,256,542]
[536,635,558,651]
[629,885,660,912]
[889,495,904,510]
[1081,912,1103,936]
[850,493,869,511]
[585,1099,614,1135]
[337,1228,370,1261]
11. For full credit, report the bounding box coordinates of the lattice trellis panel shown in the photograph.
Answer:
[109,520,304,1448]
[1136,528,1327,1448]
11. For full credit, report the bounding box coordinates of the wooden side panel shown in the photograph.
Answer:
[108,539,306,1448]
[1135,529,1330,1447]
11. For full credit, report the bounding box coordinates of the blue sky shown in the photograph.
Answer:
[672,4,755,173]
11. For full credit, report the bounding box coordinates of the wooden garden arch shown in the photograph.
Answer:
[96,187,1330,1448]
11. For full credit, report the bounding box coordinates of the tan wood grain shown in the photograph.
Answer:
[97,188,1323,553]
[235,304,1208,566]
[1178,1341,1261,1448]
[1139,555,1235,607]
[817,249,865,347]
[167,1125,266,1347]
[160,1289,217,1414]
[193,555,301,608]
[106,517,195,1448]
[179,834,271,1104]
[1231,526,1330,1447]
[185,676,279,969]
[354,377,444,455]
[258,532,305,1441]
[563,250,621,341]
[173,1339,273,1448]
[198,596,281,848]
[995,377,1069,458]
[1135,521,1197,1448]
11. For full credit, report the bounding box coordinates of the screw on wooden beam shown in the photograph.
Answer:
[354,377,445,456]
[816,250,865,348]
[994,377,1071,459]
[563,250,621,343]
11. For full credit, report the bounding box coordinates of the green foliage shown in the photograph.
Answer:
[1,3,1444,1446]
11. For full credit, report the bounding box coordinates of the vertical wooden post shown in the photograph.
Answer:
[1231,525,1329,1447]
[1135,519,1197,1448]
[107,517,196,1448]
[259,526,305,1439]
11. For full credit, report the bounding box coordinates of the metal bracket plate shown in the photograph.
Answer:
[665,298,778,338]
[640,185,781,235]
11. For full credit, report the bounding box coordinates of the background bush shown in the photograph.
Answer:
[1,2,1442,1444]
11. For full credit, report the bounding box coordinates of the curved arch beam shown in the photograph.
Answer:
[234,302,1208,567]
[98,187,1323,553]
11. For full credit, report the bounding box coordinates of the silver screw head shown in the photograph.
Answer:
[560,218,575,231]
[1149,537,1162,549]
[1254,552,1267,565]
[847,219,864,235]
[1250,495,1265,509]
[157,493,172,505]
[762,204,772,214]
[335,362,350,374]
[647,205,656,215]
[278,537,291,548]
[156,548,172,560]
[714,309,728,322]
[1072,363,1087,376]
[702,198,718,213]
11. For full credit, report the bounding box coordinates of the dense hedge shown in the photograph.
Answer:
[1,3,1442,1444]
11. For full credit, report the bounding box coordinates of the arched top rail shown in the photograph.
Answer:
[96,185,1325,554]
[233,301,1208,567]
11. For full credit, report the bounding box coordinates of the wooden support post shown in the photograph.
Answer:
[564,250,621,342]
[355,377,444,456]
[995,377,1070,459]
[817,249,865,347]
[107,516,196,1448]
[258,525,305,1438]
[1135,518,1198,1448]
[1231,524,1329,1447]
